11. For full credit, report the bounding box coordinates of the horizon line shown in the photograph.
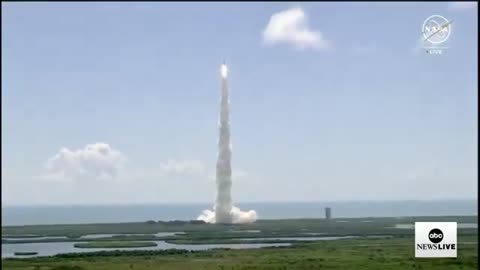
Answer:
[2,198,477,208]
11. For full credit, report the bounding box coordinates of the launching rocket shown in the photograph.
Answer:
[196,61,257,224]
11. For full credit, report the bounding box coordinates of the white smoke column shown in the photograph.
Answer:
[197,63,257,224]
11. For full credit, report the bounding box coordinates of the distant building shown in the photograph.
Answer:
[325,207,331,220]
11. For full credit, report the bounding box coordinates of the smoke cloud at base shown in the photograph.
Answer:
[197,63,257,224]
[198,206,257,224]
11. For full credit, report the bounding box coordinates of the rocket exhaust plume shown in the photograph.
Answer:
[197,63,257,224]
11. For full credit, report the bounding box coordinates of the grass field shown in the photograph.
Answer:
[2,236,478,270]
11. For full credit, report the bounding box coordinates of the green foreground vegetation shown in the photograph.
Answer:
[2,216,477,244]
[2,236,478,270]
[2,216,477,269]
[73,241,158,249]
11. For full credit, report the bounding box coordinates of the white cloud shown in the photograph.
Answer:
[448,2,477,11]
[41,143,127,182]
[262,7,331,51]
[159,159,206,177]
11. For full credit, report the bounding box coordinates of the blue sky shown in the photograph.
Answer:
[2,2,478,205]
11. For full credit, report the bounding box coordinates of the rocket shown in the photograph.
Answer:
[220,61,228,79]
[196,61,258,224]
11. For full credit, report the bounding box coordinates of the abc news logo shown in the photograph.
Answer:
[428,228,444,243]
[415,222,457,258]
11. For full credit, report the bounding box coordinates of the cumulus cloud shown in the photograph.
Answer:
[158,159,206,177]
[262,7,331,50]
[41,143,127,182]
[448,2,477,11]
